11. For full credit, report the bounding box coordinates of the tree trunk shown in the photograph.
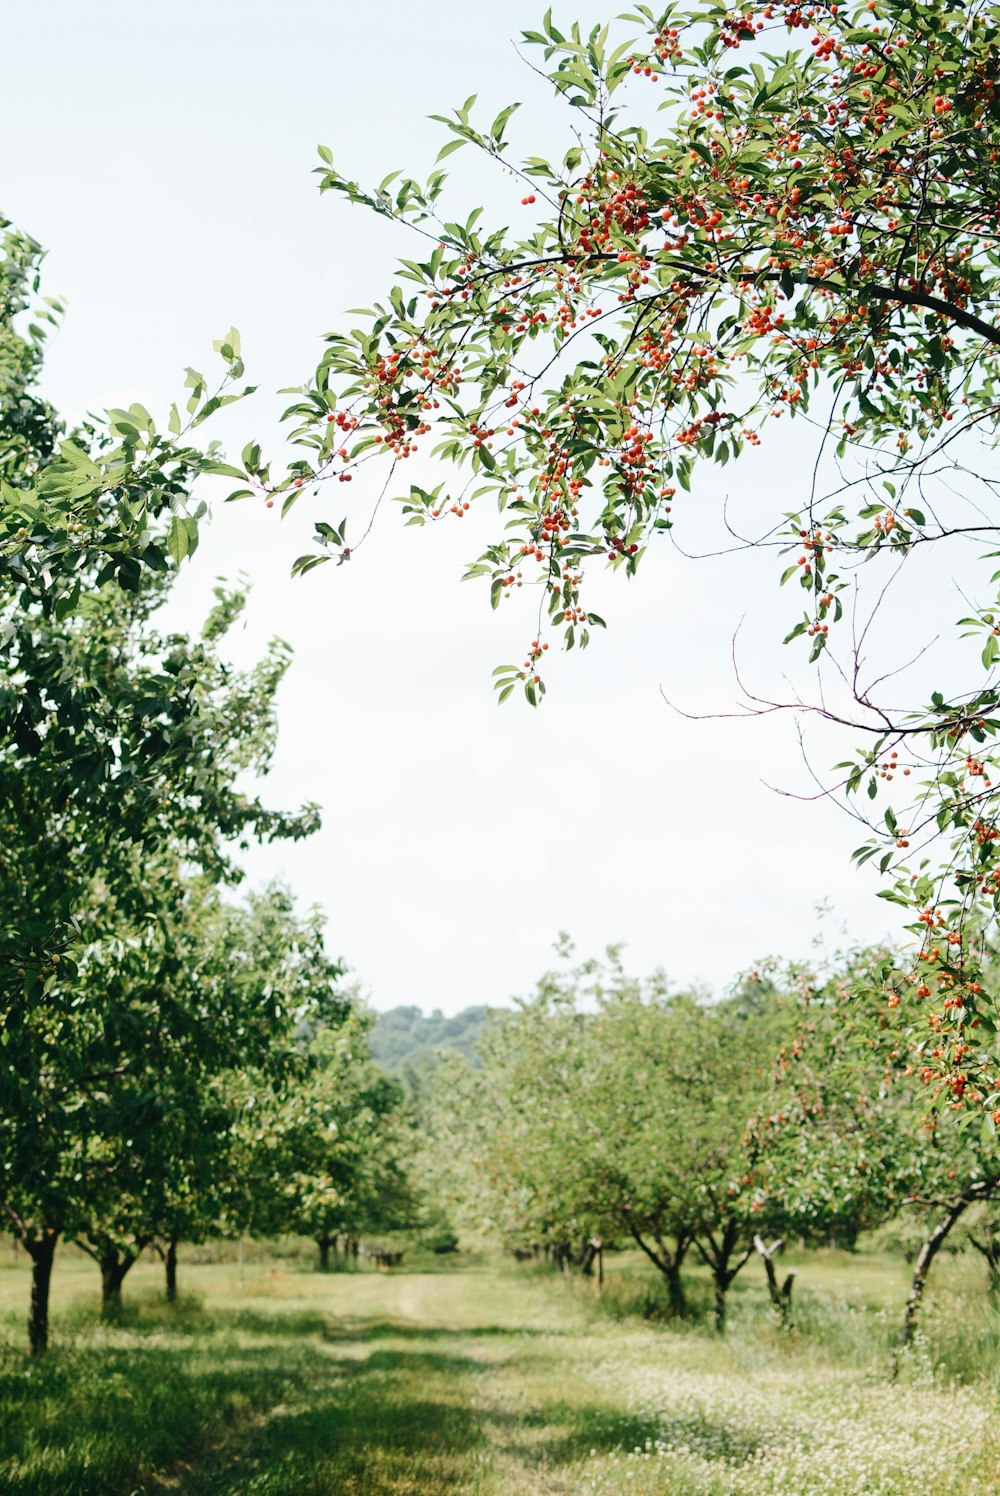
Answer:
[714,1272,731,1334]
[894,1195,977,1371]
[27,1231,58,1356]
[967,1227,1000,1292]
[623,1219,691,1315]
[754,1235,796,1329]
[664,1261,687,1316]
[100,1250,134,1316]
[695,1221,752,1335]
[318,1235,333,1273]
[165,1237,179,1303]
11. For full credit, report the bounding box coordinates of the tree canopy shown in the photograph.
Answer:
[256,0,1000,1118]
[429,939,999,1336]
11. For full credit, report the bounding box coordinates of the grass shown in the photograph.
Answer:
[0,1245,997,1494]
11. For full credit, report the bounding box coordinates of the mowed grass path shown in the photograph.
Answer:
[0,1251,998,1494]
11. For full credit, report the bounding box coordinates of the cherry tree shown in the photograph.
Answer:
[263,0,1000,1117]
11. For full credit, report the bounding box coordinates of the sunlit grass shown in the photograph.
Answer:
[0,1246,997,1494]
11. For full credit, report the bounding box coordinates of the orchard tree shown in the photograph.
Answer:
[432,938,998,1336]
[427,953,632,1265]
[3,877,345,1334]
[0,218,256,1002]
[0,571,318,1352]
[242,1005,414,1271]
[746,946,1000,1348]
[146,884,351,1299]
[598,994,776,1327]
[743,950,920,1252]
[433,946,792,1328]
[64,881,348,1316]
[264,1,1000,1117]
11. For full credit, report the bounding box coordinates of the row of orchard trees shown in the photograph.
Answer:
[0,222,411,1353]
[430,945,1000,1340]
[5,878,413,1353]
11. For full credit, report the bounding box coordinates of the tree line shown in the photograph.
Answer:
[426,942,1000,1349]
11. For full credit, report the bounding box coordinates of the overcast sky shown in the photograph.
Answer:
[3,0,917,1011]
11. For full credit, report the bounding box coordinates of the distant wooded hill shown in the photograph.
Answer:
[369,1005,493,1074]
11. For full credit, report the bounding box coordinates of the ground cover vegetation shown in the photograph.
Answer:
[0,1248,997,1494]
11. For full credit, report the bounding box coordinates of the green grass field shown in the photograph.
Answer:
[0,1245,997,1494]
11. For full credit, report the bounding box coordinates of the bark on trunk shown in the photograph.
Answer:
[552,1239,572,1274]
[967,1228,1000,1291]
[897,1204,968,1352]
[889,1182,999,1377]
[694,1220,752,1335]
[664,1262,687,1316]
[27,1232,58,1356]
[165,1237,178,1303]
[622,1217,691,1316]
[318,1236,333,1273]
[714,1273,728,1334]
[100,1251,134,1316]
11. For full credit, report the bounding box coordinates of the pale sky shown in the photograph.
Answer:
[3,0,926,1012]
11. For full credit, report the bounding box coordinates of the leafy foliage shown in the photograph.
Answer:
[242,1002,417,1252]
[265,1,1000,1111]
[430,940,999,1333]
[0,217,393,1350]
[0,220,252,619]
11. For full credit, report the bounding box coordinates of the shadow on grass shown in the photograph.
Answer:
[0,1304,780,1496]
[511,1400,766,1469]
[166,1346,769,1496]
[319,1318,569,1344]
[161,1343,497,1496]
[0,1302,540,1496]
[0,1331,322,1496]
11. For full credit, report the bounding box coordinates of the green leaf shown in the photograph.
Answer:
[490,102,520,139]
[436,138,468,163]
[166,515,190,564]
